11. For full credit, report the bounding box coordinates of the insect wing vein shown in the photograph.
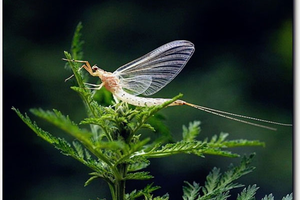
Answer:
[113,40,195,96]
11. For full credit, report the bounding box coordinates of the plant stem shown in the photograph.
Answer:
[115,163,127,200]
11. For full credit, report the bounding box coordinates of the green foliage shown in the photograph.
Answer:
[182,155,293,200]
[182,154,254,200]
[236,185,259,200]
[126,183,169,200]
[70,22,84,60]
[183,121,201,142]
[12,22,293,200]
[260,193,293,200]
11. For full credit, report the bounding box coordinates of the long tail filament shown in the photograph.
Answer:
[182,102,292,131]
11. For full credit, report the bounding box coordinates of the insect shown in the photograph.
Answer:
[63,40,292,130]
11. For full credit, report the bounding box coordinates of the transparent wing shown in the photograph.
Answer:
[120,75,152,95]
[113,40,195,96]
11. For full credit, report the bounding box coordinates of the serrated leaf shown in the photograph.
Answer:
[153,194,169,200]
[282,193,293,200]
[126,183,161,200]
[214,191,230,200]
[12,107,59,144]
[29,108,112,165]
[262,194,274,200]
[30,108,92,142]
[140,123,156,132]
[182,121,201,142]
[85,148,92,160]
[203,168,221,194]
[223,139,265,148]
[237,185,259,200]
[71,22,84,61]
[125,172,153,180]
[141,141,207,158]
[127,156,150,172]
[183,154,256,200]
[182,181,201,200]
[73,141,84,159]
[12,107,111,173]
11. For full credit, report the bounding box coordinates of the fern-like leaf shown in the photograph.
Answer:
[125,171,153,180]
[70,22,84,60]
[262,194,274,200]
[127,156,150,172]
[126,183,165,200]
[182,121,201,142]
[203,168,222,195]
[282,193,293,200]
[12,107,113,176]
[136,132,264,159]
[236,185,259,200]
[141,141,207,158]
[12,107,59,144]
[182,181,201,200]
[182,154,256,200]
[29,108,93,144]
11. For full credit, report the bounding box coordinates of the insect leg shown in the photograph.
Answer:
[113,95,120,104]
[62,58,96,76]
[84,82,103,90]
[64,64,87,82]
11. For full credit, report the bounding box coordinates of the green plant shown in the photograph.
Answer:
[12,23,293,200]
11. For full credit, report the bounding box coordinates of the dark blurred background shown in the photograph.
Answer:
[4,1,293,199]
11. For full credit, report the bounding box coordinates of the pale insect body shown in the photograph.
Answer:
[64,40,292,131]
[114,89,184,107]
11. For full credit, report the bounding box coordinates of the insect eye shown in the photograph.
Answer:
[92,66,99,71]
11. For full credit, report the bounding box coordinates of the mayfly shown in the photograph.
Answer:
[63,40,292,131]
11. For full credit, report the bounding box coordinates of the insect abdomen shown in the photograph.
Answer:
[114,90,177,107]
